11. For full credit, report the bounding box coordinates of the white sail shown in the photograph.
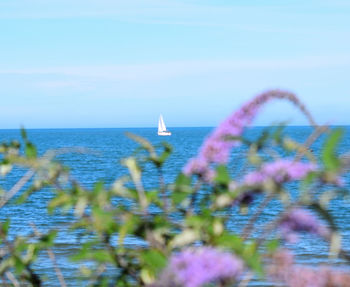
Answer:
[158,114,171,136]
[158,115,166,132]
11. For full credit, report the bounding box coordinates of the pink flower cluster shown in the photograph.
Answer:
[155,247,244,287]
[234,159,316,206]
[243,159,317,186]
[269,249,350,287]
[278,208,329,242]
[183,90,315,181]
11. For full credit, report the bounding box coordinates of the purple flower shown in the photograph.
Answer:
[156,247,244,287]
[278,208,329,242]
[269,249,350,287]
[183,90,315,180]
[182,157,215,182]
[243,159,317,186]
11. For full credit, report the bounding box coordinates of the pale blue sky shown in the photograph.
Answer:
[0,0,349,128]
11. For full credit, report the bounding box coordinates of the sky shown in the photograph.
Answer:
[0,0,349,128]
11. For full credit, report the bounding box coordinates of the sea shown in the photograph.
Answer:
[0,127,349,286]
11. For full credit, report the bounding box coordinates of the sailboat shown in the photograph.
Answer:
[158,114,171,136]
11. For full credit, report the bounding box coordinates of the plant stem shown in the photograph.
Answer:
[0,169,35,209]
[30,223,67,287]
[241,193,274,240]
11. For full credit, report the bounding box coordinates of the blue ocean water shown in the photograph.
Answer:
[0,127,349,286]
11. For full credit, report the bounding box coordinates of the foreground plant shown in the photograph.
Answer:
[0,90,349,286]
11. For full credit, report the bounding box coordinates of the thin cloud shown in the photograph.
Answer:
[1,55,350,83]
[0,0,349,34]
[0,0,235,20]
[35,80,93,90]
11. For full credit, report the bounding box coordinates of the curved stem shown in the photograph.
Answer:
[30,223,66,287]
[241,193,274,240]
[0,169,35,209]
[5,272,20,287]
[295,125,329,162]
[187,180,202,216]
[158,168,169,214]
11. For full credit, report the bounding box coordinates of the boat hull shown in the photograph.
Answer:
[158,131,172,136]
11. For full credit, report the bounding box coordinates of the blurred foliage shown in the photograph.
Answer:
[0,124,349,287]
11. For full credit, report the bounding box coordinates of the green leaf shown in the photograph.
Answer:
[242,241,263,275]
[171,191,189,205]
[122,157,142,184]
[186,215,206,228]
[310,203,337,231]
[39,230,57,247]
[125,132,156,155]
[141,268,155,285]
[158,142,172,165]
[20,127,27,140]
[10,140,20,149]
[174,173,191,189]
[16,186,37,204]
[214,165,230,185]
[92,207,117,234]
[170,229,199,248]
[322,129,343,171]
[256,129,270,150]
[265,239,280,253]
[14,257,26,273]
[215,233,244,251]
[72,248,114,263]
[118,215,140,246]
[272,123,287,145]
[140,249,167,273]
[48,192,72,213]
[146,190,161,205]
[25,142,37,159]
[173,173,192,199]
[0,218,10,236]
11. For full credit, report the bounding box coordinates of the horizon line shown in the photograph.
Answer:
[0,124,345,130]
